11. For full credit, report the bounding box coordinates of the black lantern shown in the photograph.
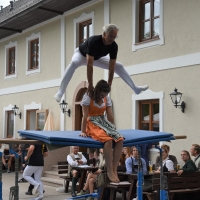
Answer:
[12,105,22,119]
[169,88,185,113]
[59,100,71,117]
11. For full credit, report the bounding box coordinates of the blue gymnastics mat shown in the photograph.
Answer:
[18,129,175,147]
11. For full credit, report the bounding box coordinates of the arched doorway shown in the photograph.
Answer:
[72,81,88,153]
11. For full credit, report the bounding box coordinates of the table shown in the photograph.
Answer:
[73,166,99,192]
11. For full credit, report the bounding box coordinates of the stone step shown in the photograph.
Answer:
[41,176,64,188]
[52,165,58,171]
[43,170,60,179]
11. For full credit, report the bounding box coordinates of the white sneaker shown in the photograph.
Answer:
[133,197,138,200]
[54,93,62,102]
[34,183,40,194]
[34,195,44,200]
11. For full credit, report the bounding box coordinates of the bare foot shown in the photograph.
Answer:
[107,172,118,183]
[113,170,120,182]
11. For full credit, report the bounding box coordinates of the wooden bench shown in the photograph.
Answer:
[143,171,200,200]
[58,161,72,193]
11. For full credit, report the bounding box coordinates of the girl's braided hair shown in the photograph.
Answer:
[93,80,110,103]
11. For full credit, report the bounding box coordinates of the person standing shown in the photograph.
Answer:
[23,144,48,200]
[54,24,148,102]
[190,144,200,171]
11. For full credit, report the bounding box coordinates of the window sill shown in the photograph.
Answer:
[26,68,40,75]
[132,36,164,51]
[4,73,17,80]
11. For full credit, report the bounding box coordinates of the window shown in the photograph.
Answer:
[26,109,38,130]
[139,0,159,42]
[6,111,14,138]
[79,19,92,45]
[30,39,39,69]
[74,12,94,49]
[5,41,17,79]
[139,100,159,131]
[132,0,164,51]
[36,109,48,130]
[8,47,15,75]
[26,32,41,75]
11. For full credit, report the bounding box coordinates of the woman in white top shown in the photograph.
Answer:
[155,146,176,173]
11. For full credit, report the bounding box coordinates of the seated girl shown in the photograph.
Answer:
[80,80,124,183]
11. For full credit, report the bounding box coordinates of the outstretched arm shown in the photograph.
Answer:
[80,105,89,137]
[86,54,94,96]
[108,59,116,87]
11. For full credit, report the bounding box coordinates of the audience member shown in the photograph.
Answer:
[154,146,176,173]
[77,148,105,200]
[67,146,87,197]
[119,150,126,166]
[190,144,200,171]
[155,144,178,170]
[125,146,147,174]
[0,143,8,170]
[177,150,197,176]
[123,147,132,159]
[23,144,48,200]
[6,144,21,173]
[137,144,151,170]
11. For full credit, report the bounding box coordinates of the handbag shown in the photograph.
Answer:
[96,172,110,188]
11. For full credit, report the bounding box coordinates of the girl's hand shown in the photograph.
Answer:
[79,132,88,137]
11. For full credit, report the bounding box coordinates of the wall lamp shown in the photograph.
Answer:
[169,88,186,113]
[12,105,22,119]
[59,100,71,117]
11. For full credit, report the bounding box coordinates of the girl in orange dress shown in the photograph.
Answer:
[80,80,123,183]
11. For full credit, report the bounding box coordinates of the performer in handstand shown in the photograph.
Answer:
[80,80,123,183]
[54,24,148,102]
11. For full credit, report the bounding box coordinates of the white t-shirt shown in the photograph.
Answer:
[81,93,112,107]
[163,157,174,171]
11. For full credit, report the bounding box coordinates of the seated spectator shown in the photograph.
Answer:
[177,150,197,176]
[137,144,152,170]
[67,146,87,197]
[0,143,8,170]
[119,150,126,166]
[77,148,105,200]
[155,144,178,170]
[134,147,175,200]
[154,146,176,173]
[6,144,21,173]
[190,144,200,171]
[123,147,132,159]
[125,146,147,174]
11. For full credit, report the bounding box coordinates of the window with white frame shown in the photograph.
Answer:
[5,41,17,79]
[132,90,164,131]
[132,0,164,51]
[6,111,14,138]
[26,33,41,75]
[74,12,94,49]
[79,19,92,45]
[3,105,17,138]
